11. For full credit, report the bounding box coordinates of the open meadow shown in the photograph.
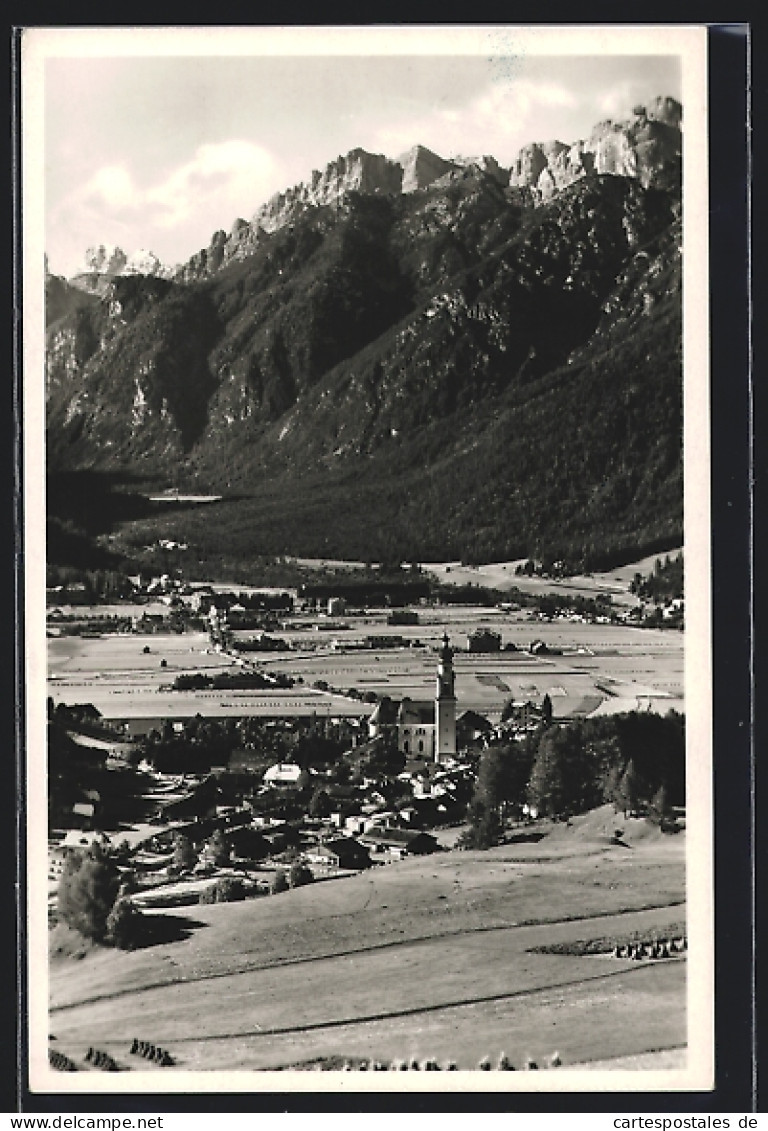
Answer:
[417,549,683,607]
[47,811,686,1074]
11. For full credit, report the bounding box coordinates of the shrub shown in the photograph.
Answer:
[105,897,144,949]
[200,878,247,904]
[57,847,120,942]
[289,862,313,889]
[271,869,289,894]
[173,834,197,871]
[288,859,312,886]
[205,830,230,867]
[215,877,246,902]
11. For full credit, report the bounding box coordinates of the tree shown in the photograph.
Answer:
[200,877,247,904]
[216,877,246,901]
[118,869,138,895]
[615,759,640,818]
[229,825,268,861]
[526,725,598,818]
[289,862,314,889]
[173,833,197,871]
[527,732,567,818]
[271,869,289,894]
[603,762,624,810]
[541,694,554,726]
[309,788,333,819]
[500,697,515,723]
[474,748,510,815]
[105,896,144,949]
[206,829,230,867]
[459,799,503,850]
[648,783,670,826]
[57,846,120,942]
[475,743,535,817]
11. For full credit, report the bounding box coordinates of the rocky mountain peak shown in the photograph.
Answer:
[509,97,682,200]
[68,244,173,294]
[84,244,127,276]
[459,153,509,185]
[643,95,683,128]
[398,145,458,192]
[254,148,403,234]
[123,248,168,277]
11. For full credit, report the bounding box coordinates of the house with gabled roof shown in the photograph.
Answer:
[359,827,439,859]
[305,836,371,871]
[456,709,493,747]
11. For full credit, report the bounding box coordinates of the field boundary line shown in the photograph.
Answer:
[50,901,685,1014]
[126,959,685,1045]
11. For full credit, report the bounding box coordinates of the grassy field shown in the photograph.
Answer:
[48,813,686,1074]
[287,550,683,609]
[48,612,684,724]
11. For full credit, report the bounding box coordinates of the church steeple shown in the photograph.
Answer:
[435,633,456,760]
[436,633,455,699]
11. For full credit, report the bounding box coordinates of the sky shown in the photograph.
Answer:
[33,27,692,278]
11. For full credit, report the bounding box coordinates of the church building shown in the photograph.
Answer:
[371,634,457,762]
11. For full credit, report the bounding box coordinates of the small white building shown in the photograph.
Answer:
[263,762,304,786]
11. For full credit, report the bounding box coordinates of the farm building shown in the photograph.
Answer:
[466,628,502,652]
[305,837,371,870]
[263,762,306,787]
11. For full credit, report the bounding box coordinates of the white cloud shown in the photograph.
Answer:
[48,141,284,273]
[146,140,282,228]
[596,82,656,121]
[83,164,138,210]
[373,78,578,161]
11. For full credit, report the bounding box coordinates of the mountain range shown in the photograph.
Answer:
[45,97,683,574]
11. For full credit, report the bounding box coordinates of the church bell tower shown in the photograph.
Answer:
[435,633,457,760]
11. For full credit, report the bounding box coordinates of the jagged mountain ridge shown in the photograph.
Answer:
[174,98,680,286]
[46,98,683,568]
[509,94,682,201]
[69,97,680,291]
[66,245,176,297]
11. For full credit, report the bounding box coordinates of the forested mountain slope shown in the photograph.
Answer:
[46,100,683,569]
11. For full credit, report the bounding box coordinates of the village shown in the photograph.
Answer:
[48,617,552,920]
[47,555,684,929]
[45,556,689,1074]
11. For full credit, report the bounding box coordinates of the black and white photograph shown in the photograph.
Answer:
[21,24,715,1096]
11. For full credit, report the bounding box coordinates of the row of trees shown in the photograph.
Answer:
[463,709,685,848]
[57,832,318,950]
[170,670,291,692]
[131,715,354,777]
[630,552,684,603]
[46,564,137,600]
